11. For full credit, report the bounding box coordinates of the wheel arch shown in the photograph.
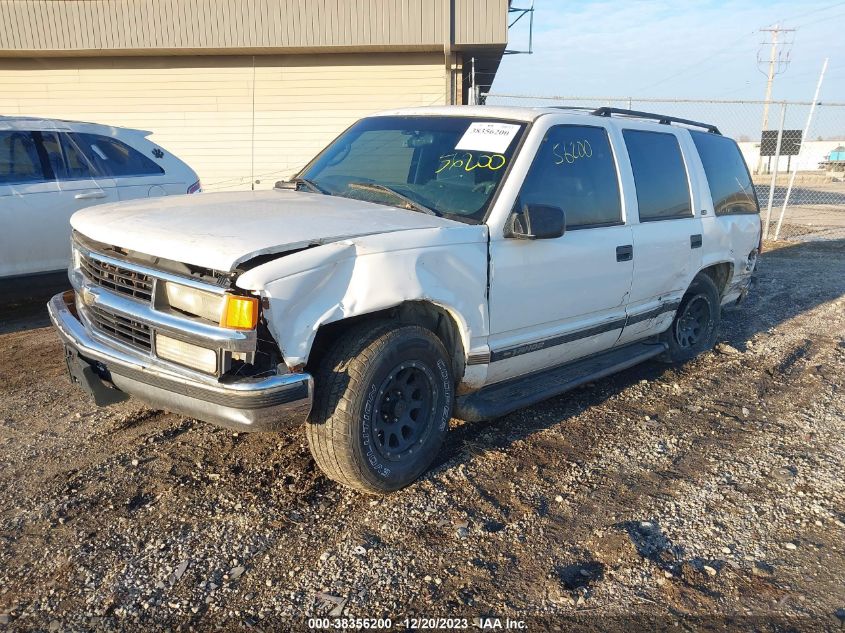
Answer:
[695,261,734,298]
[305,300,468,383]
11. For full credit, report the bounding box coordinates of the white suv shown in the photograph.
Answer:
[0,116,200,279]
[49,106,761,493]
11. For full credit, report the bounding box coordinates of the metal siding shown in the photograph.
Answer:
[0,0,506,53]
[0,53,447,190]
[454,0,508,45]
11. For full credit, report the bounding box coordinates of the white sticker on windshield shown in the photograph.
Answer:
[455,122,520,154]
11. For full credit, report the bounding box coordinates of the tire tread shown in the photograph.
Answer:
[306,321,447,494]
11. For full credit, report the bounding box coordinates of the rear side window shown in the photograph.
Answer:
[72,133,164,177]
[690,131,759,215]
[623,129,692,221]
[518,125,622,229]
[0,131,45,184]
[36,131,97,180]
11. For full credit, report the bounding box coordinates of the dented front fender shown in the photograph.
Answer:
[235,226,490,384]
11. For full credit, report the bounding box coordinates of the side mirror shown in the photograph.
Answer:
[504,204,566,240]
[274,174,301,190]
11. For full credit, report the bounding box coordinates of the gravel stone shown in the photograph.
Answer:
[0,241,843,626]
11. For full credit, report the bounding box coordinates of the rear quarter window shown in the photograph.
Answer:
[691,131,759,215]
[72,133,164,178]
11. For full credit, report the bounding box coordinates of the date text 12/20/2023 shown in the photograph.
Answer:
[307,616,529,630]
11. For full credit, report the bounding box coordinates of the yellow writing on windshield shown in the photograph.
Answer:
[437,152,507,174]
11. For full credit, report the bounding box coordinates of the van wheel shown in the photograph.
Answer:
[660,274,721,363]
[306,322,454,494]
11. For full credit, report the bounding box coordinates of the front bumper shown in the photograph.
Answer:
[48,291,313,432]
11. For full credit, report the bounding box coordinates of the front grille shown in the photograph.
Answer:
[79,252,153,302]
[88,305,152,351]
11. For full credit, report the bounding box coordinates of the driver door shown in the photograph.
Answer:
[487,123,634,384]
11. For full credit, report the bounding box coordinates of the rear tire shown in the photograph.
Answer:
[306,322,454,494]
[660,274,721,363]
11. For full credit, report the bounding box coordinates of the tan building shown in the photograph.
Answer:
[0,0,509,190]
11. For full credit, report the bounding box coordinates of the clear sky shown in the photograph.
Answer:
[492,1,845,103]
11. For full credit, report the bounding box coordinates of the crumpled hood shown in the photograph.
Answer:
[71,189,461,271]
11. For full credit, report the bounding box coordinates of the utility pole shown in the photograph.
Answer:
[756,24,795,174]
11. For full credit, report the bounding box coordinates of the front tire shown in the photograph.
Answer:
[306,322,454,494]
[660,274,721,363]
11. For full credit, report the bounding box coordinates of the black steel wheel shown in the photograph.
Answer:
[661,274,721,363]
[306,322,453,494]
[372,363,437,461]
[674,295,711,349]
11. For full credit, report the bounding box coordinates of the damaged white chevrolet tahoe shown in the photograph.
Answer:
[49,106,761,493]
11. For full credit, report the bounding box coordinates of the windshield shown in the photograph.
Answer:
[299,116,527,223]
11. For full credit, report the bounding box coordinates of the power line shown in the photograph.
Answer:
[774,0,845,27]
[634,1,842,94]
[639,28,759,92]
[792,8,845,29]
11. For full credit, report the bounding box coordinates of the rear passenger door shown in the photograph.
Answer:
[36,131,118,274]
[487,123,634,383]
[615,127,702,345]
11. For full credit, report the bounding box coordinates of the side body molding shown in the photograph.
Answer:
[235,225,491,388]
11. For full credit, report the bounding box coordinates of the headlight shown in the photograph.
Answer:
[155,333,218,374]
[161,281,226,322]
[160,281,259,330]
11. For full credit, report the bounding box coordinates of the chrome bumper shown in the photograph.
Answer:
[48,291,313,432]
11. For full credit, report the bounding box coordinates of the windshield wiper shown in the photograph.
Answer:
[275,177,329,195]
[347,182,438,216]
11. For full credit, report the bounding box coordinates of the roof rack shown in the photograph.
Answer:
[591,107,721,135]
[547,106,597,112]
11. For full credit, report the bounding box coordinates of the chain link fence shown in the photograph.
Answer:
[482,94,845,242]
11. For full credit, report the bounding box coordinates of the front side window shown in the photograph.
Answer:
[71,133,164,177]
[516,125,623,229]
[690,131,759,216]
[300,116,526,223]
[0,131,45,184]
[623,129,692,221]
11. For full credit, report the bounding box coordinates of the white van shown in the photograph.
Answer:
[0,116,200,279]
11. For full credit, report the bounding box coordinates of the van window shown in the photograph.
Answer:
[690,131,759,215]
[72,133,164,177]
[517,125,622,229]
[0,131,44,184]
[623,130,692,221]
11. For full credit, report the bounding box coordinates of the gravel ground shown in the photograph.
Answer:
[1,239,844,631]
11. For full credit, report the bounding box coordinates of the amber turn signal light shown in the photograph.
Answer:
[220,295,259,330]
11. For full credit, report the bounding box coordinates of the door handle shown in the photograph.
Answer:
[74,191,107,200]
[690,234,703,249]
[616,244,633,262]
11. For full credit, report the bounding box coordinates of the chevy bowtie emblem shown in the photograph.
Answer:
[81,287,96,306]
